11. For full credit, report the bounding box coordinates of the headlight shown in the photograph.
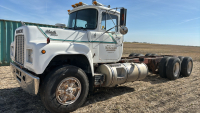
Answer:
[27,49,33,63]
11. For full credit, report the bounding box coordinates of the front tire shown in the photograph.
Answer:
[40,65,89,113]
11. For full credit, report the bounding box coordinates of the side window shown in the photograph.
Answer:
[101,12,118,32]
[101,12,106,30]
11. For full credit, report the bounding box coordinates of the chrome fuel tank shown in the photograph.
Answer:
[96,63,148,87]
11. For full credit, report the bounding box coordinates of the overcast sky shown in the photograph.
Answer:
[0,0,200,46]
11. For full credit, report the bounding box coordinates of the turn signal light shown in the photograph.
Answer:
[93,1,97,5]
[68,10,70,12]
[41,50,46,54]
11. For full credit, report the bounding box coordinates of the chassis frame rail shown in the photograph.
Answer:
[119,55,176,74]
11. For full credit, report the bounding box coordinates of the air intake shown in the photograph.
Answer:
[15,35,24,65]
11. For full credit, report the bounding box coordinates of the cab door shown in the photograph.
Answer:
[98,11,123,61]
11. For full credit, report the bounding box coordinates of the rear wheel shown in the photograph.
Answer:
[129,53,137,57]
[145,53,152,56]
[151,54,158,57]
[181,57,193,77]
[158,57,171,78]
[166,57,181,80]
[135,54,144,57]
[40,65,89,113]
[178,56,184,63]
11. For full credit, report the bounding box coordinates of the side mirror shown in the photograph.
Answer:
[120,8,127,26]
[120,26,128,35]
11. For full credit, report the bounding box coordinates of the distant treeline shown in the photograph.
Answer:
[124,41,151,44]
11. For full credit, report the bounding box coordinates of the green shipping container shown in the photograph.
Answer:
[0,19,59,66]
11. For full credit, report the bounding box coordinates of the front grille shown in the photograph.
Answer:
[15,35,24,65]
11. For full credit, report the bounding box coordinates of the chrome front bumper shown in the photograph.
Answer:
[10,62,40,95]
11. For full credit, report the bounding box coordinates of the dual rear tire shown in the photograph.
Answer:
[129,53,144,57]
[158,57,171,78]
[129,53,137,57]
[159,57,193,80]
[166,57,181,80]
[129,53,158,57]
[145,53,157,57]
[181,57,193,77]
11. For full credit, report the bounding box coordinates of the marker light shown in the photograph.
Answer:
[68,10,70,12]
[102,26,105,30]
[75,3,79,7]
[79,2,83,5]
[72,5,76,8]
[41,50,46,54]
[47,37,50,44]
[93,1,97,5]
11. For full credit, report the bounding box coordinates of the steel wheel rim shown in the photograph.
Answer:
[173,62,180,77]
[56,77,81,105]
[187,61,192,74]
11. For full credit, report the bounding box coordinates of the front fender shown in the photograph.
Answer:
[24,42,93,75]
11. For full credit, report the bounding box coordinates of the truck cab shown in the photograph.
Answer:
[10,1,194,113]
[10,2,126,75]
[10,1,133,113]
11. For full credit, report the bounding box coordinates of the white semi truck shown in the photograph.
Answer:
[10,1,193,113]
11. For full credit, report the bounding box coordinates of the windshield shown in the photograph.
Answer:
[67,8,98,29]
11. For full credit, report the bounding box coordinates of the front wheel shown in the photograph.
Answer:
[40,65,89,113]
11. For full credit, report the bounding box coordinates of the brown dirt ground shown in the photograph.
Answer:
[0,43,200,113]
[123,42,200,62]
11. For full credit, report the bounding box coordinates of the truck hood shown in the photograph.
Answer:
[16,26,89,43]
[37,26,89,43]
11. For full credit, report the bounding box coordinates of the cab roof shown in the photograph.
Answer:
[69,5,120,14]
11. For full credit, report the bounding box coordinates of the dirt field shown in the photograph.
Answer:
[123,42,200,62]
[0,43,200,113]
